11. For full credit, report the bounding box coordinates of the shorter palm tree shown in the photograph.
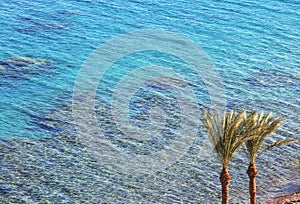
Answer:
[201,110,260,204]
[245,111,298,204]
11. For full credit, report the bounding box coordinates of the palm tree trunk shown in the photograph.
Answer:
[247,162,259,204]
[220,167,231,204]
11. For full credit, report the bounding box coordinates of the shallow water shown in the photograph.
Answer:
[0,0,299,203]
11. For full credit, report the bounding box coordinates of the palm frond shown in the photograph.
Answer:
[258,139,298,156]
[244,111,296,163]
[200,109,257,167]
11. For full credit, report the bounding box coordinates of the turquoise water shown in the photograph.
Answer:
[0,0,299,203]
[0,0,299,139]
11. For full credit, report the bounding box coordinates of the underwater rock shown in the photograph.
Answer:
[246,70,300,88]
[145,76,190,90]
[36,86,207,156]
[35,92,182,155]
[33,103,77,144]
[54,10,77,17]
[8,56,52,65]
[16,17,69,34]
[0,56,54,79]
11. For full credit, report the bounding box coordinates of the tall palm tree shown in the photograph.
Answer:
[201,110,260,204]
[245,111,298,204]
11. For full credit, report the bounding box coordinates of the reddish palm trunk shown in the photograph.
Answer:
[220,167,231,204]
[247,163,259,204]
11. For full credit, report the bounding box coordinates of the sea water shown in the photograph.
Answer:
[0,0,299,203]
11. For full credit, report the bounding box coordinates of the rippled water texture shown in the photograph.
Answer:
[0,0,299,203]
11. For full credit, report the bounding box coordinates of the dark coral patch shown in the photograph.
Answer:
[16,23,69,34]
[0,56,54,80]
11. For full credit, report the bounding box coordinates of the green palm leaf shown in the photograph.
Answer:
[258,139,298,156]
[201,109,258,167]
[245,111,297,163]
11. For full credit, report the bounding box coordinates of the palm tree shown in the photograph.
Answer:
[201,110,260,204]
[245,111,298,204]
